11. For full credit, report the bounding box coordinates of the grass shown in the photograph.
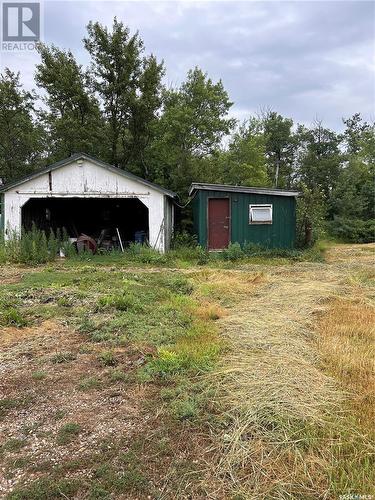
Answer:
[0,242,373,498]
[78,376,101,391]
[56,423,81,445]
[316,298,375,430]
[31,370,47,380]
[205,251,375,498]
[50,352,76,363]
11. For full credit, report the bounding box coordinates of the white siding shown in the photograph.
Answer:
[3,158,171,252]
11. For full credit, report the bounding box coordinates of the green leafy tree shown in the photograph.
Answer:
[84,18,164,173]
[296,183,326,246]
[153,67,235,197]
[263,111,295,188]
[220,118,269,186]
[0,69,43,184]
[295,121,342,212]
[35,44,105,162]
[332,117,375,222]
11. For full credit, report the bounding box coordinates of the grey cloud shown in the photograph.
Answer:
[1,1,374,131]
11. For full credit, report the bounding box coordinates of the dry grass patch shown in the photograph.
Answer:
[206,262,374,498]
[316,298,375,428]
[191,269,266,305]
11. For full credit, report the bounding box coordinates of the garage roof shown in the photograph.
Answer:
[0,153,177,198]
[189,182,299,197]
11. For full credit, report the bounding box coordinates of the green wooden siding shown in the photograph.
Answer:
[192,189,296,249]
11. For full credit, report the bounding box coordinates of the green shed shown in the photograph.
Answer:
[190,183,299,250]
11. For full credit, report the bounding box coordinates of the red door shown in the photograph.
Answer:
[208,198,230,250]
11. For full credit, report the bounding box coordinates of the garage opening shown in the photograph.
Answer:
[21,197,149,248]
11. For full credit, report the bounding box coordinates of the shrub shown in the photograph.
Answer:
[327,217,375,243]
[222,242,244,261]
[171,231,198,249]
[0,225,73,264]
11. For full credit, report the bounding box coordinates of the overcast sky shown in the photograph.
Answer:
[1,0,374,131]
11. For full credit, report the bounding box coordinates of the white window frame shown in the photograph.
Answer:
[249,204,273,225]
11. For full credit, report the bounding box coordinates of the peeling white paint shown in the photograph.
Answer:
[3,158,174,252]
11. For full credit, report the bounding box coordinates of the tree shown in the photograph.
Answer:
[262,111,295,188]
[343,113,371,155]
[84,18,164,173]
[295,121,342,213]
[0,69,43,184]
[35,44,105,162]
[153,67,235,197]
[332,117,375,221]
[220,118,269,186]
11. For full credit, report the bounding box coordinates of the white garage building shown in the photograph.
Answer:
[0,153,176,252]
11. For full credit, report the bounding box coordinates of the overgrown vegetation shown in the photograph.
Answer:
[0,19,373,243]
[0,228,326,266]
[0,243,373,498]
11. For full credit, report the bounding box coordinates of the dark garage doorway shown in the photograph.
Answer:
[21,197,149,245]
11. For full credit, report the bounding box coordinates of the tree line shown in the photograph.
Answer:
[0,18,374,244]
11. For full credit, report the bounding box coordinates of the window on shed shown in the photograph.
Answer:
[249,204,273,224]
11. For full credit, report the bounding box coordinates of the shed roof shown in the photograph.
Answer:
[189,182,299,198]
[0,153,177,198]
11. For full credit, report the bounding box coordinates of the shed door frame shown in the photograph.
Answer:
[207,197,231,250]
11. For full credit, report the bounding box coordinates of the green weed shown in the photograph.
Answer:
[0,307,28,327]
[51,352,76,364]
[56,422,81,445]
[98,351,117,367]
[78,377,101,391]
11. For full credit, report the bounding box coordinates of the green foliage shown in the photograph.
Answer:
[221,119,269,187]
[35,44,105,161]
[327,218,375,243]
[263,111,295,188]
[1,438,26,452]
[0,225,71,264]
[296,184,327,247]
[8,478,81,500]
[31,370,47,380]
[0,69,43,184]
[98,292,143,312]
[222,242,244,261]
[84,18,164,174]
[171,231,198,249]
[152,67,235,197]
[78,377,101,391]
[0,307,28,327]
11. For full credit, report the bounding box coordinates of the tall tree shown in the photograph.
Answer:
[220,118,269,186]
[332,117,375,221]
[84,18,164,173]
[295,120,342,206]
[0,69,43,184]
[262,111,295,188]
[35,44,105,162]
[153,67,235,197]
